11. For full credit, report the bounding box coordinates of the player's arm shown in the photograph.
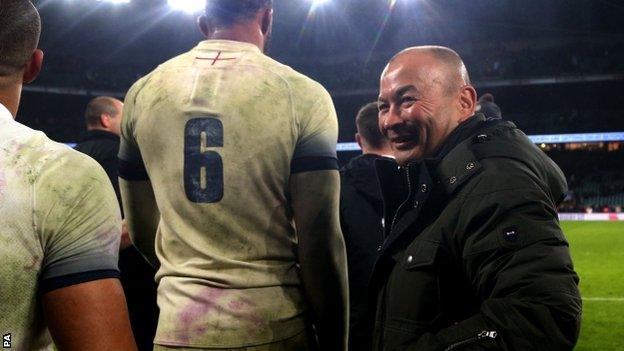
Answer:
[118,77,161,268]
[43,279,135,351]
[290,83,348,350]
[291,170,348,351]
[35,153,136,350]
[119,178,160,268]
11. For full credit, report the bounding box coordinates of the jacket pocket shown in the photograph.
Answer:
[386,240,442,330]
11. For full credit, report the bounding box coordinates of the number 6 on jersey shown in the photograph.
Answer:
[184,117,224,203]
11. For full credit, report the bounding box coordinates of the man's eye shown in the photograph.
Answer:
[401,97,415,104]
[378,104,389,111]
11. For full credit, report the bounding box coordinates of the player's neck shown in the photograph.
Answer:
[0,83,22,118]
[209,25,264,52]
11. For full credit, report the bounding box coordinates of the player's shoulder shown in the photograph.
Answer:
[125,51,193,102]
[28,133,108,186]
[255,54,330,96]
[0,124,108,189]
[125,71,154,103]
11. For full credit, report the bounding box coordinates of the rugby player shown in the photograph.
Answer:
[0,1,136,350]
[119,0,348,350]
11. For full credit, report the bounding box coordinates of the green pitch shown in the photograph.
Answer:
[562,221,624,350]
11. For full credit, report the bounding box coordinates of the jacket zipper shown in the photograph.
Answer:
[390,165,413,232]
[379,166,412,350]
[443,330,498,351]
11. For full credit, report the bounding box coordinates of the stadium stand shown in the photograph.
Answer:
[15,0,624,215]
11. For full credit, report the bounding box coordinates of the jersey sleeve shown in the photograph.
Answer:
[35,151,122,294]
[291,80,339,174]
[119,77,150,181]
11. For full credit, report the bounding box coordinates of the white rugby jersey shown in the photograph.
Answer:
[0,103,121,350]
[119,40,339,348]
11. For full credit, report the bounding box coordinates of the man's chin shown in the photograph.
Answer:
[394,149,423,166]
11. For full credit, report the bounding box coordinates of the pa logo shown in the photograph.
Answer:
[2,333,10,349]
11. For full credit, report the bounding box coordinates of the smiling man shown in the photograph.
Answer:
[369,46,581,350]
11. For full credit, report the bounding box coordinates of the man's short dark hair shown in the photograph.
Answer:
[85,97,119,128]
[356,102,388,150]
[479,93,495,103]
[205,0,272,27]
[0,0,41,76]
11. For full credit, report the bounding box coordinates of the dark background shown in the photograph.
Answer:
[22,0,624,142]
[17,0,624,211]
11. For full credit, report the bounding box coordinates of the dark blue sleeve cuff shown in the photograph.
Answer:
[39,269,120,295]
[291,156,339,174]
[118,159,149,181]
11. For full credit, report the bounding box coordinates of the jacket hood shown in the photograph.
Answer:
[342,154,388,207]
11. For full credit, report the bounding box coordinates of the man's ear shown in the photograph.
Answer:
[100,114,111,128]
[355,133,364,149]
[457,85,477,122]
[198,15,215,38]
[261,8,273,36]
[23,49,43,84]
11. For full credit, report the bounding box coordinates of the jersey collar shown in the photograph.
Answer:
[0,102,14,123]
[196,40,262,54]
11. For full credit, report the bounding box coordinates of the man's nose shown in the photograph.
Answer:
[383,105,402,130]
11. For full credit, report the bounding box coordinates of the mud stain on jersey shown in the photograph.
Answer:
[0,171,6,198]
[177,286,229,343]
[227,296,265,332]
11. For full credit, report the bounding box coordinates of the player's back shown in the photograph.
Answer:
[0,106,120,350]
[123,40,338,348]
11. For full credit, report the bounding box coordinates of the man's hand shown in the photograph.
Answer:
[43,278,137,351]
[120,219,133,251]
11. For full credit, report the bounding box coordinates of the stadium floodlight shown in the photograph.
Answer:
[311,0,331,4]
[97,0,131,3]
[168,0,204,14]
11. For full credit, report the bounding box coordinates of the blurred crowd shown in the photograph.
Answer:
[31,40,624,94]
[300,40,624,91]
[551,150,624,213]
[19,39,624,215]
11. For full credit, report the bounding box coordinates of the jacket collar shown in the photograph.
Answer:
[427,114,491,195]
[80,129,120,142]
[374,114,491,254]
[382,114,489,197]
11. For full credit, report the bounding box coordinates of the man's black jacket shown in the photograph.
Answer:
[75,130,122,203]
[340,153,389,350]
[369,115,582,350]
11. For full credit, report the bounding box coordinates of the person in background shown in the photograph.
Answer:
[0,1,136,349]
[118,0,348,349]
[371,45,581,350]
[75,97,124,201]
[476,92,502,119]
[339,102,393,350]
[74,96,158,351]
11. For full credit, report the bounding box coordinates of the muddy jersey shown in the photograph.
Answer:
[119,40,339,348]
[0,103,121,350]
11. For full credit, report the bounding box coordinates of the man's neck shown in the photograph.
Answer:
[363,147,393,158]
[87,127,117,136]
[0,83,23,118]
[209,25,264,52]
